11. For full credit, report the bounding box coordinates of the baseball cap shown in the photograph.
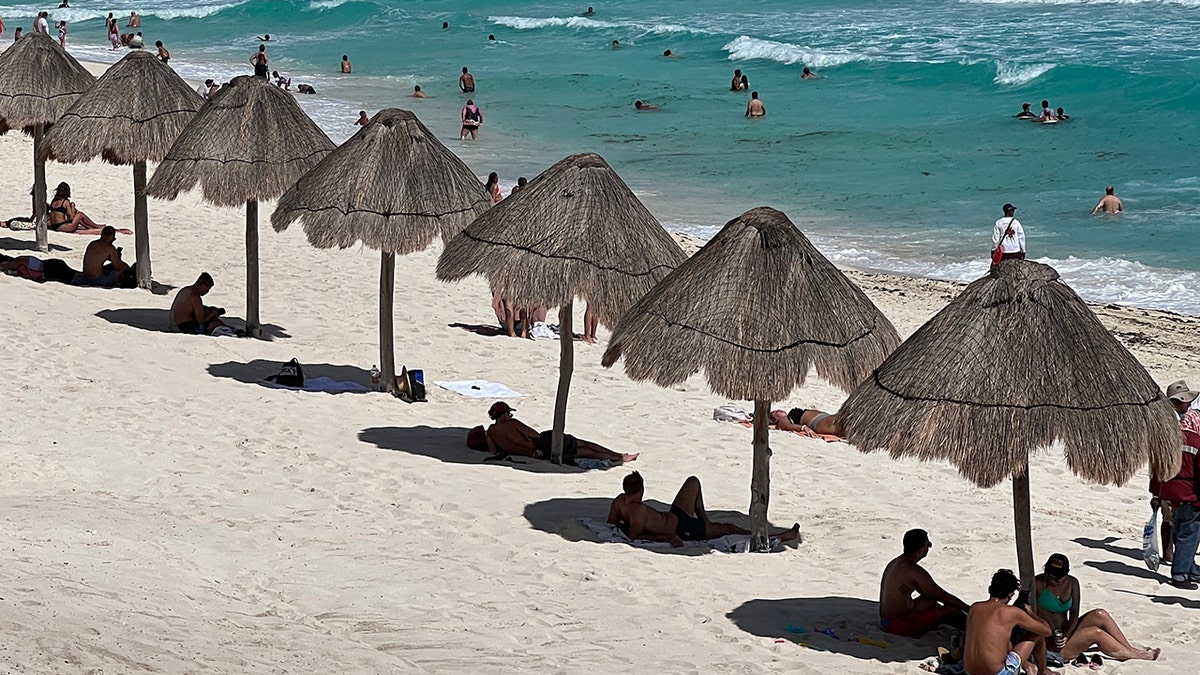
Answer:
[1002,203,1016,213]
[488,401,515,419]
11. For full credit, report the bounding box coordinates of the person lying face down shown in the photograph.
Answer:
[607,471,800,547]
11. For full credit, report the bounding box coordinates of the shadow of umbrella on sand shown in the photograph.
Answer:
[602,206,899,550]
[437,152,686,463]
[0,33,94,252]
[838,259,1179,590]
[42,50,203,289]
[272,108,491,396]
[144,75,334,338]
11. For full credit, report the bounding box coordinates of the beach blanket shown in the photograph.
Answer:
[435,379,524,399]
[737,420,844,443]
[261,376,371,393]
[577,517,783,553]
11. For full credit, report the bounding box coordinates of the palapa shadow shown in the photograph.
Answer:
[0,236,70,252]
[726,597,931,663]
[208,359,367,389]
[1113,589,1200,610]
[1082,559,1164,582]
[523,496,798,557]
[1071,536,1141,562]
[360,425,583,474]
[98,309,288,336]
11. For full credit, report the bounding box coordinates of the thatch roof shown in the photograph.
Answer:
[435,152,686,324]
[838,260,1180,488]
[0,33,95,135]
[602,206,901,401]
[271,108,491,254]
[144,75,334,207]
[41,50,203,165]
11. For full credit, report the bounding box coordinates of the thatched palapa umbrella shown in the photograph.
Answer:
[437,152,686,463]
[0,33,95,252]
[42,50,204,289]
[602,207,900,550]
[838,260,1179,588]
[144,75,334,337]
[272,108,491,395]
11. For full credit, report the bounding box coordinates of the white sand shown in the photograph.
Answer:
[2,66,1199,674]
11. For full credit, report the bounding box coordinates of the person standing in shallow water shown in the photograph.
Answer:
[992,203,1025,261]
[745,91,765,117]
[459,66,475,92]
[341,54,351,73]
[250,44,269,78]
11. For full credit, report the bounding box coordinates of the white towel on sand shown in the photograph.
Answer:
[435,379,524,398]
[261,376,371,393]
[577,517,782,553]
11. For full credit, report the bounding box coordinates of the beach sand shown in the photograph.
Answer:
[2,69,1199,673]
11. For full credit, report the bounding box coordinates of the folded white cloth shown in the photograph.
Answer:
[529,322,560,340]
[261,376,371,393]
[577,517,782,553]
[434,379,524,398]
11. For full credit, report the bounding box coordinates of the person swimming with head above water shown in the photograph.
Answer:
[634,100,658,110]
[1015,102,1036,119]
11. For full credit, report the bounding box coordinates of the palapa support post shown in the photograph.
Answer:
[379,251,398,397]
[33,124,48,253]
[750,399,773,552]
[1013,468,1035,592]
[550,300,575,465]
[132,160,151,289]
[245,199,261,338]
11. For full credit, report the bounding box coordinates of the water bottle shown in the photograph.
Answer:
[370,365,381,390]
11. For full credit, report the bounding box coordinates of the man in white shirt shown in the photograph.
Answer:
[992,203,1026,261]
[34,11,49,34]
[196,79,214,99]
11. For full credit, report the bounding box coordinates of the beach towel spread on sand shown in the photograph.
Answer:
[577,517,783,553]
[261,376,371,393]
[435,379,524,399]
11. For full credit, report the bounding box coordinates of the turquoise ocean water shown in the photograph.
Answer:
[4,0,1200,314]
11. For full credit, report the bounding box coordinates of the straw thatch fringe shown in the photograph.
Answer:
[602,206,901,401]
[0,33,94,134]
[839,259,1180,488]
[272,108,491,254]
[144,75,334,207]
[435,152,686,326]
[41,50,203,166]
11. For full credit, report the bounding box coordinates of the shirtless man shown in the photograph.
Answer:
[608,472,800,546]
[127,11,140,28]
[412,85,427,98]
[170,272,228,335]
[459,66,475,92]
[340,54,351,73]
[1015,103,1036,120]
[878,529,970,637]
[745,91,765,118]
[634,100,657,111]
[354,110,370,126]
[964,569,1055,675]
[1091,185,1123,214]
[77,226,129,287]
[484,401,638,464]
[731,68,745,91]
[772,408,842,436]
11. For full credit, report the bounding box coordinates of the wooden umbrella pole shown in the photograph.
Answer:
[245,199,261,338]
[33,124,48,253]
[132,161,151,289]
[550,300,574,465]
[379,251,398,396]
[750,399,773,552]
[1013,468,1035,592]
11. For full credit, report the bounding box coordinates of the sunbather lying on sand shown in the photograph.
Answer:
[608,472,800,547]
[771,407,843,436]
[485,401,637,464]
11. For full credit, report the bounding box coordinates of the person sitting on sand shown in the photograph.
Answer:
[1090,185,1122,214]
[170,272,229,335]
[879,528,970,637]
[634,100,657,110]
[76,226,129,287]
[608,471,800,547]
[48,182,125,235]
[485,401,637,464]
[964,569,1054,675]
[1015,102,1036,120]
[1033,553,1159,664]
[771,407,842,436]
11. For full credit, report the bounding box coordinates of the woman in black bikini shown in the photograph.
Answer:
[47,182,115,234]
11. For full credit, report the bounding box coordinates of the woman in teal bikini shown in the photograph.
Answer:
[1034,554,1160,664]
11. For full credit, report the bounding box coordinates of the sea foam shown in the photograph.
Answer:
[723,36,862,68]
[993,62,1056,86]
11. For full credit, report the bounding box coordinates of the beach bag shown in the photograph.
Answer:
[396,366,427,403]
[992,218,1016,264]
[466,425,488,451]
[267,358,305,388]
[713,403,752,423]
[1142,501,1161,571]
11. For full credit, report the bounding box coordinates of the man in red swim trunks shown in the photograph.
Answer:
[879,529,969,637]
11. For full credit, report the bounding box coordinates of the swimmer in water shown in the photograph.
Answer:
[341,54,352,73]
[354,110,369,126]
[442,21,449,29]
[257,33,270,41]
[612,39,620,49]
[584,6,594,16]
[634,100,658,111]
[459,66,475,93]
[1038,99,1056,122]
[731,69,745,91]
[412,85,427,98]
[488,34,496,41]
[1091,185,1123,214]
[663,49,676,58]
[801,66,817,79]
[745,91,765,117]
[1015,102,1036,119]
[1056,107,1070,120]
